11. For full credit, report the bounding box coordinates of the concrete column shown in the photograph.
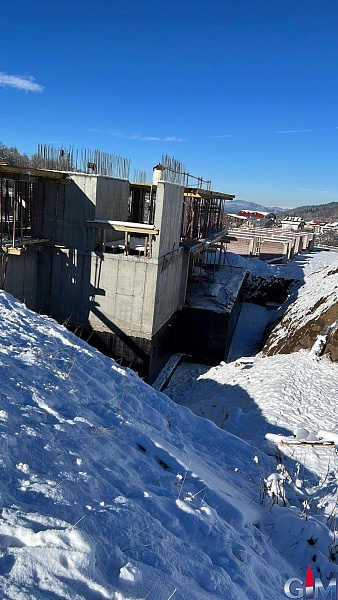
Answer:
[152,182,184,260]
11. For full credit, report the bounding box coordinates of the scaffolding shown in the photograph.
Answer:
[181,188,235,244]
[0,163,65,249]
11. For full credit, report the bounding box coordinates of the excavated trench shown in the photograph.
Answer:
[255,266,338,362]
[243,275,295,307]
[239,275,296,353]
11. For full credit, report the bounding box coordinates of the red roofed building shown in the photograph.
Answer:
[237,210,268,219]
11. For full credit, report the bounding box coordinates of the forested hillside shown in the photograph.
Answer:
[278,202,338,222]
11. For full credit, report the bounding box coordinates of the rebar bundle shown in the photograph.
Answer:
[160,154,187,185]
[132,169,147,184]
[36,144,131,179]
[161,154,211,190]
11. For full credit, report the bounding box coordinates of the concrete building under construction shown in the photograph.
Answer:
[0,148,249,382]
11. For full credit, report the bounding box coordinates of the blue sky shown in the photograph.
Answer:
[1,0,338,208]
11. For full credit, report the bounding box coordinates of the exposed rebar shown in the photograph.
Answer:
[36,144,131,179]
[161,154,211,189]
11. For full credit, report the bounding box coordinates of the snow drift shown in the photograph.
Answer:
[0,292,298,599]
[1,249,338,599]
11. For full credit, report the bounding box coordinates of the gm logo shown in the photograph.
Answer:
[284,565,338,599]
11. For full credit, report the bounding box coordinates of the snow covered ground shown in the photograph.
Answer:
[0,250,338,599]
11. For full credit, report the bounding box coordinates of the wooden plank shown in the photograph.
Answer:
[279,440,335,448]
[113,225,159,235]
[0,164,66,180]
[5,247,23,255]
[86,220,159,235]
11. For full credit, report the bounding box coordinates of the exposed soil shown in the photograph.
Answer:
[263,303,338,361]
[244,269,338,362]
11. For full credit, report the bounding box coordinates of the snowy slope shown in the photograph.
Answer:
[164,251,338,593]
[0,293,302,599]
[263,252,338,359]
[0,251,338,599]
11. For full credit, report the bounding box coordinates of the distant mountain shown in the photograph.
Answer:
[224,199,285,215]
[224,199,338,221]
[277,201,338,222]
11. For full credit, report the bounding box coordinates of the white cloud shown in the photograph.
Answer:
[130,135,161,141]
[298,187,331,194]
[89,128,122,137]
[276,129,313,134]
[0,72,44,92]
[90,128,186,143]
[209,134,234,139]
[130,134,186,142]
[163,136,187,142]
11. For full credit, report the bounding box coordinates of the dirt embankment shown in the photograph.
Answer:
[262,266,338,361]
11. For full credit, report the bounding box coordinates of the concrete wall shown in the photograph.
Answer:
[32,176,96,250]
[36,243,188,338]
[148,181,188,333]
[152,182,184,259]
[32,174,130,251]
[153,248,188,334]
[27,176,190,382]
[87,249,188,340]
[1,251,38,311]
[87,253,158,338]
[95,177,130,246]
[96,177,129,221]
[177,308,230,361]
[36,247,90,325]
[176,276,245,363]
[33,180,188,336]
